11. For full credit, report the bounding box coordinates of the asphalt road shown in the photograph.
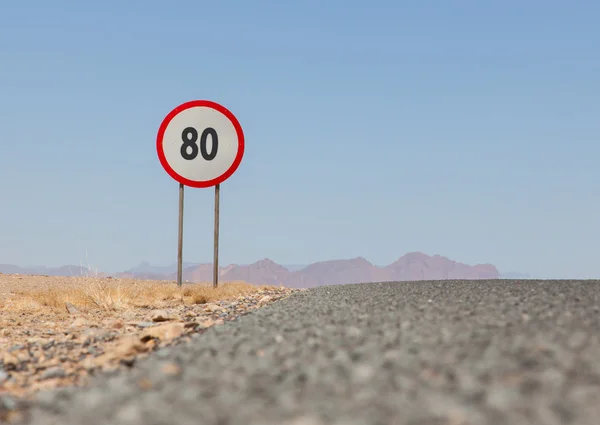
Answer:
[11,280,600,425]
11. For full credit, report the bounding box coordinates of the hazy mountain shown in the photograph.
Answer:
[0,264,105,277]
[123,261,200,276]
[0,264,23,275]
[384,252,499,281]
[282,264,309,272]
[166,263,238,282]
[286,257,389,288]
[0,252,501,288]
[214,259,291,286]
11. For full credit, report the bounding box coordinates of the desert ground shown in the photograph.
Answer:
[0,272,298,420]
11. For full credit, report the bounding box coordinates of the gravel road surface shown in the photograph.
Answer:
[9,279,600,425]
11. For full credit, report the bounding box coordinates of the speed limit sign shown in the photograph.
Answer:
[156,100,245,188]
[156,100,245,289]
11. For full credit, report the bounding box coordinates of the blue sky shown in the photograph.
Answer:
[1,0,598,278]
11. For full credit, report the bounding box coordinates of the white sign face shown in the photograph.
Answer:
[157,100,245,188]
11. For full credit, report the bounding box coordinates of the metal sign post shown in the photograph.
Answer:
[213,183,220,288]
[176,183,184,287]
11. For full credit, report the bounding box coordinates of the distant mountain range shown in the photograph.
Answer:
[0,252,521,288]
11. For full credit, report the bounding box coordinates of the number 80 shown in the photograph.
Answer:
[181,127,218,161]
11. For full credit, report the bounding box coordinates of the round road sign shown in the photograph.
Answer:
[156,100,245,188]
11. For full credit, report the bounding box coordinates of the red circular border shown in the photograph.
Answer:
[156,100,245,188]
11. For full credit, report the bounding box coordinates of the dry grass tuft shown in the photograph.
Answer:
[82,279,141,311]
[2,275,268,313]
[191,293,209,305]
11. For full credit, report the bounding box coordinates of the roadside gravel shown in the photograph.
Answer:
[0,274,297,404]
[6,279,600,425]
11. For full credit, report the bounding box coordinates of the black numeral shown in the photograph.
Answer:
[180,127,218,161]
[200,128,218,160]
[181,127,199,160]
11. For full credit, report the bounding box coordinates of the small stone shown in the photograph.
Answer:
[258,295,273,305]
[141,323,185,342]
[275,334,284,343]
[345,326,362,339]
[352,364,375,384]
[198,318,216,329]
[8,344,24,352]
[2,353,18,369]
[65,302,80,314]
[115,335,149,357]
[0,370,9,384]
[204,303,223,313]
[151,310,173,322]
[88,346,102,356]
[70,317,89,328]
[136,322,155,329]
[41,366,67,380]
[0,395,17,411]
[120,357,136,367]
[97,330,117,341]
[82,357,95,370]
[121,311,138,321]
[137,377,153,390]
[14,350,29,363]
[111,319,124,329]
[42,340,55,350]
[160,362,182,376]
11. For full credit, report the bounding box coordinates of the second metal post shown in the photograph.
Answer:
[213,183,220,288]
